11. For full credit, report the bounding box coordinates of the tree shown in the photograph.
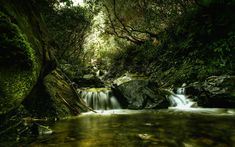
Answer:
[45,6,90,62]
[90,0,196,45]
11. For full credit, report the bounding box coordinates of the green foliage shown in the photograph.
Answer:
[107,1,235,86]
[208,33,235,71]
[82,0,196,66]
[37,0,73,12]
[42,3,92,80]
[45,6,90,59]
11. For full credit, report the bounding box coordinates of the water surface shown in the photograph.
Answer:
[28,109,235,147]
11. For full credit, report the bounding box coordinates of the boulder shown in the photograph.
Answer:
[112,80,170,109]
[186,76,235,107]
[113,72,147,85]
[0,0,48,115]
[23,69,89,118]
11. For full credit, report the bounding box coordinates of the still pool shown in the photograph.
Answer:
[27,109,235,147]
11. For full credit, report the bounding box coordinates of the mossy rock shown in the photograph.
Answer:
[23,69,86,118]
[0,11,40,115]
[43,69,81,117]
[0,12,34,69]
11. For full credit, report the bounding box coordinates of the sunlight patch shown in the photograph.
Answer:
[72,0,84,6]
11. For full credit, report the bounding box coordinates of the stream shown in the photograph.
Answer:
[25,109,235,147]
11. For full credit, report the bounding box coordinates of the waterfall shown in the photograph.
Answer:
[80,88,121,110]
[168,87,197,109]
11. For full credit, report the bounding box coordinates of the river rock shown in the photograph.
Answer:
[187,75,235,107]
[112,80,170,109]
[113,72,147,85]
[23,69,89,118]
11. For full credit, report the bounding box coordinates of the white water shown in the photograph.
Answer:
[169,87,197,109]
[80,88,121,110]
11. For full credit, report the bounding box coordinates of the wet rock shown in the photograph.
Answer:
[112,80,170,109]
[201,76,235,107]
[187,76,235,108]
[0,105,31,144]
[185,138,215,147]
[113,72,147,85]
[138,134,159,142]
[38,124,53,135]
[23,69,87,118]
[30,122,53,136]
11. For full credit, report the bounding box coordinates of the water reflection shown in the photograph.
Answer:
[28,109,235,147]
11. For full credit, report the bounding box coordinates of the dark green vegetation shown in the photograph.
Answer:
[0,0,235,145]
[42,0,92,79]
[0,0,89,143]
[106,0,235,86]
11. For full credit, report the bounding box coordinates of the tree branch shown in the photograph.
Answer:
[104,4,142,44]
[112,0,144,45]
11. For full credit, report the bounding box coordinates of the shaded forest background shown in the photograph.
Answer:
[42,0,235,87]
[0,0,235,143]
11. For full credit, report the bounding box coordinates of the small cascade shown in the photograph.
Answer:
[169,87,197,109]
[79,88,121,110]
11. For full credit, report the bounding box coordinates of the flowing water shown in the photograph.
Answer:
[168,87,197,109]
[8,87,235,146]
[79,87,196,110]
[24,109,235,147]
[79,88,121,110]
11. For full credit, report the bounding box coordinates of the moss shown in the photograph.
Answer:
[0,11,36,69]
[0,11,39,115]
[23,69,84,118]
[43,69,79,117]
